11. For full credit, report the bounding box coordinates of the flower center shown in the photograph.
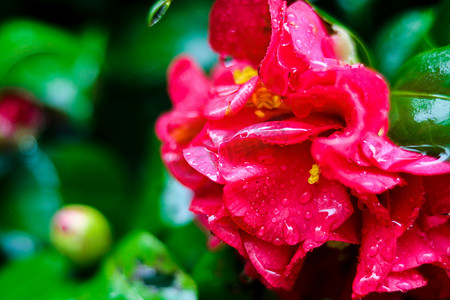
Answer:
[233,66,282,118]
[308,164,320,184]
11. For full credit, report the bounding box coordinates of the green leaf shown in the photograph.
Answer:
[0,251,79,300]
[388,46,450,159]
[0,146,62,241]
[0,20,107,123]
[148,0,173,27]
[373,8,435,80]
[102,231,197,300]
[46,142,129,236]
[429,0,450,47]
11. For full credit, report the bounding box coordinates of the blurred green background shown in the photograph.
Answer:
[0,0,447,299]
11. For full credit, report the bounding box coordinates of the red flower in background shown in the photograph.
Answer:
[0,89,44,143]
[156,0,450,298]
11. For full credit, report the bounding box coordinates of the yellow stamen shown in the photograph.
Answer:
[326,241,349,250]
[254,110,265,118]
[233,66,258,84]
[308,164,320,184]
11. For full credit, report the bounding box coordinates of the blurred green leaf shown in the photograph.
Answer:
[102,231,197,300]
[107,0,216,86]
[0,20,107,123]
[46,142,129,236]
[373,8,435,80]
[0,251,79,300]
[0,145,61,241]
[164,222,207,272]
[388,46,450,159]
[192,247,277,300]
[429,0,450,47]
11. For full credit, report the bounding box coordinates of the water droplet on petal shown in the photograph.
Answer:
[257,227,265,237]
[305,211,312,219]
[273,208,280,215]
[282,198,289,205]
[416,253,436,264]
[299,191,311,204]
[396,282,412,291]
[368,246,378,257]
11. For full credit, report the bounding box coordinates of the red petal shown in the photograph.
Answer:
[209,0,271,66]
[362,134,450,175]
[168,56,210,109]
[204,77,259,120]
[423,174,450,216]
[389,175,425,237]
[352,208,396,298]
[376,269,427,293]
[184,146,225,184]
[222,142,352,246]
[242,232,305,289]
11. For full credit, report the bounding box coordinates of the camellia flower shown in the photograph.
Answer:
[156,0,450,298]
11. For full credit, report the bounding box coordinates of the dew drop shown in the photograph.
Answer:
[273,208,280,215]
[282,198,289,205]
[396,282,412,291]
[257,227,265,237]
[368,246,378,257]
[305,211,312,219]
[416,253,436,264]
[299,191,312,204]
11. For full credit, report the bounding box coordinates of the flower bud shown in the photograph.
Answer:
[50,204,112,266]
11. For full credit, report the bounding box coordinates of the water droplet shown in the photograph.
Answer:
[305,211,312,219]
[396,282,412,291]
[282,198,289,205]
[416,253,436,264]
[368,246,378,257]
[271,217,277,223]
[257,227,265,237]
[148,0,172,27]
[392,263,405,272]
[299,191,311,204]
[284,222,299,245]
[273,208,280,215]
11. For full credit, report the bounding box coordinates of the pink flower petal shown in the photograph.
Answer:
[183,146,225,183]
[242,232,305,289]
[362,134,450,175]
[204,76,259,120]
[376,269,427,293]
[222,142,352,246]
[209,0,271,66]
[389,174,425,237]
[168,56,210,109]
[352,208,396,298]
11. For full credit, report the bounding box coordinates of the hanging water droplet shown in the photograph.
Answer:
[148,0,173,27]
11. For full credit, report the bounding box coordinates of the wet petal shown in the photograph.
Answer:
[222,142,352,246]
[362,134,450,175]
[242,232,305,289]
[184,146,225,183]
[312,142,403,194]
[352,208,396,298]
[209,0,271,66]
[204,76,259,120]
[376,269,427,293]
[168,56,210,109]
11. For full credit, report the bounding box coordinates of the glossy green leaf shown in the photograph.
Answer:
[0,20,106,123]
[388,46,450,159]
[373,8,435,80]
[102,231,197,300]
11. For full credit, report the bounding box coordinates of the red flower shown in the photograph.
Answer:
[0,89,44,143]
[156,0,450,298]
